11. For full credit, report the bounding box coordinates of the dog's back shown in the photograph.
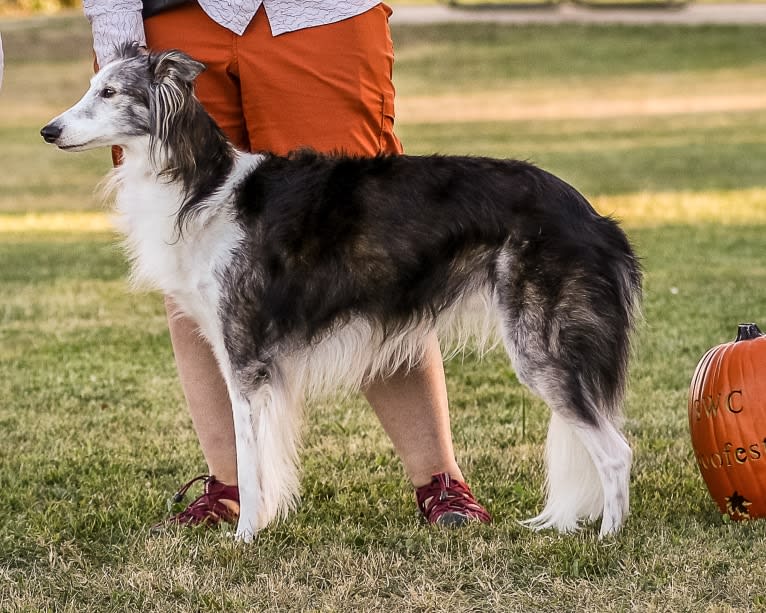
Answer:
[222,151,638,367]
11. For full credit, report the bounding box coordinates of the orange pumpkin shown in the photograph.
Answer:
[688,323,766,520]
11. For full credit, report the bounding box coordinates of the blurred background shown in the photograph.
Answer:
[1,1,765,610]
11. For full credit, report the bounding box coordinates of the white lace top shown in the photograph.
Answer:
[83,0,381,67]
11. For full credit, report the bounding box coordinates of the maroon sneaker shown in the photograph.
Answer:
[150,474,240,534]
[416,472,492,527]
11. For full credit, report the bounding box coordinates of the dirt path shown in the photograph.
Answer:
[390,3,766,25]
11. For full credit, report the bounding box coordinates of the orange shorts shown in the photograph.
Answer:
[143,2,403,156]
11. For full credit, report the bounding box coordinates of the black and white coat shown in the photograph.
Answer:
[42,45,641,541]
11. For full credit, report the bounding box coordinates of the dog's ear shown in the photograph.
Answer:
[146,49,207,174]
[150,50,206,86]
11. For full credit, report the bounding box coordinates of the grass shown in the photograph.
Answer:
[2,13,766,612]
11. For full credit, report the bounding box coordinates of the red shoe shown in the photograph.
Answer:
[150,474,240,533]
[416,472,492,527]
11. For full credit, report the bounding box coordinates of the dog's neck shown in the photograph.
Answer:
[106,95,261,298]
[111,98,232,215]
[108,140,261,300]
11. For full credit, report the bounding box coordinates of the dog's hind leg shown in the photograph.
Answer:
[494,267,635,536]
[508,357,631,537]
[525,409,631,537]
[569,416,631,537]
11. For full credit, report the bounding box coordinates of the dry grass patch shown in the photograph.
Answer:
[0,212,112,233]
[2,189,763,235]
[397,68,766,124]
[0,59,94,122]
[594,188,766,226]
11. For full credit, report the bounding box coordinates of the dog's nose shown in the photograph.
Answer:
[40,123,62,143]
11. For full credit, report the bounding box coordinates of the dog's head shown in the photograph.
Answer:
[40,44,205,153]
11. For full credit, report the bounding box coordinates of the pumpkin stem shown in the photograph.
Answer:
[735,323,763,342]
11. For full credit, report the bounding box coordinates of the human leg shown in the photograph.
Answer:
[364,333,463,487]
[164,300,238,485]
[143,6,246,520]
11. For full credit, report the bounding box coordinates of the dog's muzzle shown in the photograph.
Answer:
[40,122,62,144]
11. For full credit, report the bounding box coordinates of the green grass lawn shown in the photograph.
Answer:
[1,15,766,612]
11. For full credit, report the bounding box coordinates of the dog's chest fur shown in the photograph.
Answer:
[110,154,245,332]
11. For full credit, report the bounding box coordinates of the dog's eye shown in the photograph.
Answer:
[100,87,117,99]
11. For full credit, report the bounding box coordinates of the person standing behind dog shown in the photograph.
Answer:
[83,0,491,530]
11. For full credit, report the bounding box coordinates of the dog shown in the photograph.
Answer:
[41,44,641,541]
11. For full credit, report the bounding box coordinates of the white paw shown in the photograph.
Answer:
[597,509,623,538]
[234,517,258,543]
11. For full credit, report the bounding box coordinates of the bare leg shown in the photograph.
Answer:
[165,298,238,486]
[364,333,464,488]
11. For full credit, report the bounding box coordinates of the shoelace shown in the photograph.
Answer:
[168,474,212,509]
[416,473,492,524]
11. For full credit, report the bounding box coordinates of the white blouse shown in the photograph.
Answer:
[84,0,381,67]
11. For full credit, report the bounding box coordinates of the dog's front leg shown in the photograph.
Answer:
[229,374,303,543]
[228,386,264,542]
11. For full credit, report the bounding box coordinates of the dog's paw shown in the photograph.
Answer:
[597,508,625,539]
[234,518,259,543]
